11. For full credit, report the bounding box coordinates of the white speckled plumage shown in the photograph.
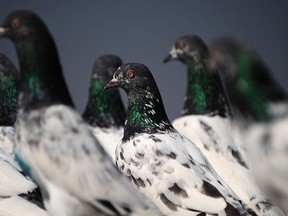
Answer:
[234,113,288,213]
[15,105,161,216]
[116,129,253,216]
[172,115,285,215]
[90,126,123,162]
[0,127,16,158]
[0,138,47,216]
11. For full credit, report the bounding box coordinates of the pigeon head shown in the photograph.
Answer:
[209,37,255,80]
[104,63,155,93]
[0,10,74,110]
[91,54,123,81]
[105,63,173,140]
[0,10,49,42]
[163,35,209,66]
[210,37,288,121]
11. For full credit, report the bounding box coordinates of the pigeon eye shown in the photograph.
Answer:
[12,19,21,29]
[176,41,185,49]
[126,70,136,79]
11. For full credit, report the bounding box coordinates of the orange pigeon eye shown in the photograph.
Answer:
[126,70,136,79]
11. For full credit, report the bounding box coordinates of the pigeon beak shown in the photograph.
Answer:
[104,78,120,90]
[163,47,180,63]
[163,54,173,63]
[0,27,7,37]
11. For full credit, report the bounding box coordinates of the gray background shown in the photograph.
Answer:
[0,1,287,120]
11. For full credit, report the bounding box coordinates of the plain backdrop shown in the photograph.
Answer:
[0,1,288,120]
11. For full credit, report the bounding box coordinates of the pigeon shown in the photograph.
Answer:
[0,53,47,216]
[163,35,285,215]
[209,36,288,213]
[0,10,161,216]
[83,55,125,161]
[104,62,257,216]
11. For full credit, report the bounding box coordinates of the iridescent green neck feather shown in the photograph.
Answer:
[83,79,126,128]
[183,61,229,117]
[0,75,18,125]
[229,53,273,121]
[123,87,173,141]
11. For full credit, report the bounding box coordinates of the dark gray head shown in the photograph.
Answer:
[105,63,173,140]
[209,36,256,79]
[104,63,156,92]
[0,10,49,41]
[0,10,75,110]
[209,36,288,121]
[91,54,122,81]
[163,35,209,66]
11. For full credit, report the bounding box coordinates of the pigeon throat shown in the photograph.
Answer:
[183,62,229,117]
[123,89,172,141]
[83,80,125,128]
[16,37,74,110]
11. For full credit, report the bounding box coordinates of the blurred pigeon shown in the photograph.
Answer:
[0,10,161,216]
[104,62,256,216]
[83,55,125,161]
[163,35,284,215]
[0,53,47,216]
[210,36,288,213]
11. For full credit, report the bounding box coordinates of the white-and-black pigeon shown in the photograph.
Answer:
[163,35,285,215]
[0,10,161,216]
[83,55,125,161]
[104,62,257,216]
[210,36,288,213]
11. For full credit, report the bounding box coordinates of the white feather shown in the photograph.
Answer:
[0,196,46,216]
[0,127,47,216]
[90,126,123,162]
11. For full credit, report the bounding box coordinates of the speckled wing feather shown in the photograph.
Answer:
[16,105,161,216]
[243,115,288,211]
[0,127,16,158]
[172,115,285,215]
[116,130,252,216]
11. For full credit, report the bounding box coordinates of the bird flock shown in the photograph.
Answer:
[0,9,287,216]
